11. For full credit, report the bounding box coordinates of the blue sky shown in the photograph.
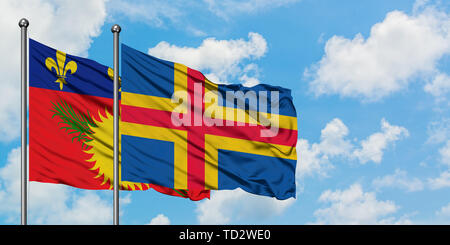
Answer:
[0,0,450,225]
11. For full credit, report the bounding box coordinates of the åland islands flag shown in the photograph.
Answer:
[121,44,298,200]
[29,39,209,201]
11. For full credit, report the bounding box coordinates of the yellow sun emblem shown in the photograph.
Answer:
[84,109,149,190]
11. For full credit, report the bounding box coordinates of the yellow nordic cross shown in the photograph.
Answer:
[45,50,77,90]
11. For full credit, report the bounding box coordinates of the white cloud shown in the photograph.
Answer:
[425,139,450,189]
[148,32,267,84]
[297,118,408,178]
[376,214,415,225]
[352,119,409,164]
[296,138,333,178]
[0,147,125,224]
[436,202,450,217]
[428,170,450,190]
[148,214,171,225]
[239,63,261,87]
[427,118,450,144]
[305,6,450,101]
[0,148,22,221]
[426,120,450,189]
[32,187,113,225]
[240,75,261,87]
[296,118,351,178]
[312,183,410,224]
[424,72,450,99]
[413,0,431,13]
[196,188,295,224]
[438,140,450,166]
[318,118,353,157]
[0,0,107,142]
[372,169,424,192]
[203,0,300,20]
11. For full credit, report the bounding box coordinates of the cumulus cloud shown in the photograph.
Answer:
[318,118,353,157]
[372,169,424,192]
[296,138,333,178]
[436,202,450,217]
[239,63,261,87]
[352,119,409,164]
[305,5,450,101]
[424,72,450,100]
[0,148,22,221]
[438,140,450,166]
[426,119,450,190]
[413,139,450,190]
[296,118,351,178]
[0,147,119,224]
[312,183,411,224]
[148,214,171,225]
[428,170,450,190]
[297,118,408,178]
[31,187,113,225]
[148,32,267,85]
[196,188,295,224]
[0,0,107,142]
[427,118,450,144]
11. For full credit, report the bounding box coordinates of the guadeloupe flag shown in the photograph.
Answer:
[29,39,209,201]
[120,44,298,200]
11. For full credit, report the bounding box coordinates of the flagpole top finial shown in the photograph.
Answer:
[18,18,29,28]
[111,24,121,33]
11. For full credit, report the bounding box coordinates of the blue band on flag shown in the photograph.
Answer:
[121,135,175,188]
[122,44,174,98]
[218,149,296,199]
[218,84,297,117]
[29,39,114,99]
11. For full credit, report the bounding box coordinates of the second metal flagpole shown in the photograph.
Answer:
[111,24,121,226]
[19,18,29,226]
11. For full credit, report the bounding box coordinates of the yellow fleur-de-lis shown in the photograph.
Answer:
[45,50,77,90]
[108,67,121,92]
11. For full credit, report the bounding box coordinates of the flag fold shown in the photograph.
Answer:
[121,44,297,200]
[29,39,209,201]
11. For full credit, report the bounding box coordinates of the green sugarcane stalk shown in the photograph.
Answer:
[50,99,98,149]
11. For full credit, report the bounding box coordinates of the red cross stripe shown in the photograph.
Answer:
[121,67,297,190]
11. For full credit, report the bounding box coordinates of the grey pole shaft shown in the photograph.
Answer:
[111,24,121,226]
[19,18,29,226]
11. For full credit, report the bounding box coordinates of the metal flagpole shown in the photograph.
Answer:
[19,18,29,226]
[111,24,121,226]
